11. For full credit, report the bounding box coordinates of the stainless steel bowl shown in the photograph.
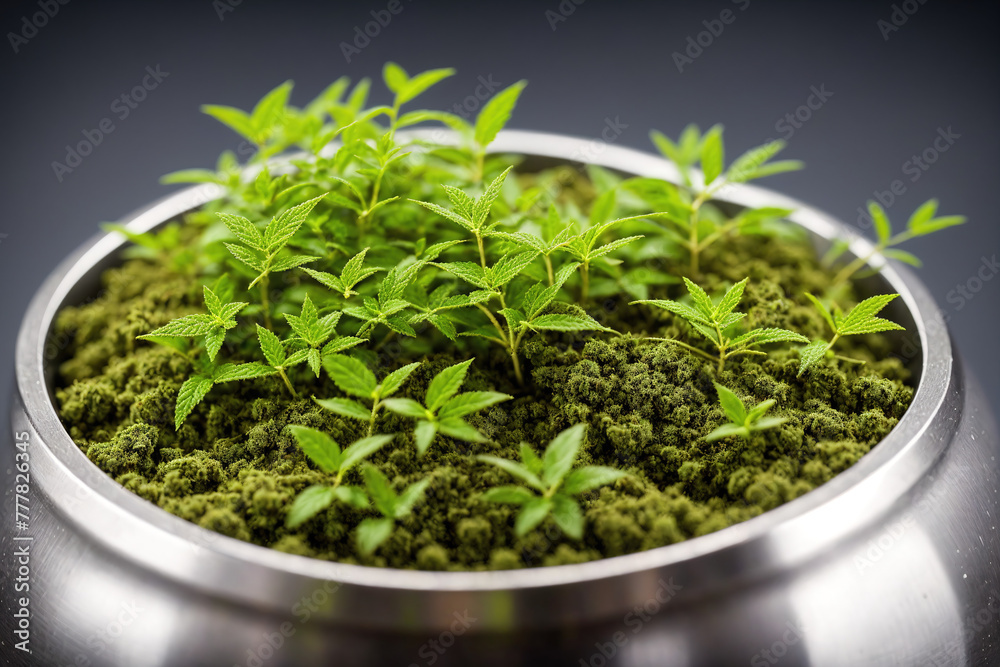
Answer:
[4,131,998,666]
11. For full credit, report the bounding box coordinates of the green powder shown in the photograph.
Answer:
[53,226,912,570]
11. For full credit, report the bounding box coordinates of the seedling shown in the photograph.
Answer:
[797,293,904,376]
[382,359,511,456]
[632,277,808,372]
[478,424,626,539]
[173,360,277,430]
[357,465,431,555]
[828,199,965,287]
[138,284,247,362]
[705,383,786,441]
[316,356,422,436]
[284,426,395,529]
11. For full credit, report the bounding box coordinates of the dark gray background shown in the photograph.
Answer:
[2,0,998,447]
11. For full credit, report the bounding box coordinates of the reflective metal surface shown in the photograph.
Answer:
[3,131,998,666]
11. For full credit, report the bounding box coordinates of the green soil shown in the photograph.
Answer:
[53,228,912,570]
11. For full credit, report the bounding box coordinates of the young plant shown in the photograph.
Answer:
[382,359,511,456]
[302,247,381,300]
[828,199,966,287]
[284,426,395,529]
[705,382,785,441]
[317,356,422,436]
[219,195,326,327]
[645,125,803,274]
[471,81,527,181]
[173,360,278,429]
[632,277,808,372]
[283,294,364,375]
[477,424,626,539]
[797,293,904,376]
[138,284,247,362]
[357,465,431,555]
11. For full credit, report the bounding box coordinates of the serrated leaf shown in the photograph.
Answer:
[264,195,326,251]
[411,199,475,231]
[250,80,292,137]
[631,299,711,325]
[140,314,216,338]
[271,254,318,273]
[730,328,809,348]
[383,398,428,419]
[481,486,536,505]
[682,277,715,318]
[322,336,366,356]
[590,235,644,259]
[713,278,748,319]
[286,485,336,529]
[256,324,286,367]
[201,104,255,142]
[529,313,614,333]
[435,262,490,289]
[324,354,377,398]
[217,212,264,250]
[302,268,345,293]
[287,425,342,473]
[340,434,395,473]
[700,126,724,186]
[474,81,527,149]
[542,423,585,488]
[356,517,395,555]
[550,494,584,540]
[477,455,546,492]
[204,327,225,362]
[174,375,214,429]
[726,140,785,184]
[797,339,830,376]
[224,242,265,273]
[414,420,438,456]
[713,383,746,424]
[473,166,514,226]
[378,362,421,398]
[804,293,836,333]
[837,294,900,335]
[396,67,455,106]
[437,417,486,442]
[868,202,891,244]
[213,362,277,383]
[315,397,371,421]
[426,359,473,411]
[562,466,627,496]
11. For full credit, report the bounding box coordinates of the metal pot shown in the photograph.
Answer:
[4,131,998,667]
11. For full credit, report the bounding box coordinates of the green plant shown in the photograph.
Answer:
[382,359,511,455]
[828,199,966,287]
[478,424,626,539]
[797,293,905,376]
[705,382,785,441]
[357,465,431,555]
[138,284,247,362]
[316,356,422,436]
[284,426,395,529]
[632,277,808,372]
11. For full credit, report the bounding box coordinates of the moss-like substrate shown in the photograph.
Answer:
[53,226,912,570]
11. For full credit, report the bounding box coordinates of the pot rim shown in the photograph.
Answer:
[14,129,954,614]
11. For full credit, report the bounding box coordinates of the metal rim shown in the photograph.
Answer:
[14,130,954,617]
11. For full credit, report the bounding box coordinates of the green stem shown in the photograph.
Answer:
[260,275,272,330]
[544,255,555,286]
[650,337,720,366]
[368,402,379,437]
[476,232,487,270]
[581,260,590,302]
[474,150,485,184]
[277,368,297,398]
[688,193,708,276]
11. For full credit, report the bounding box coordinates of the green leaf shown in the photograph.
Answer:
[713,383,747,424]
[414,420,438,457]
[700,125,724,186]
[590,235,644,259]
[705,423,750,442]
[340,434,395,473]
[378,362,421,399]
[224,242,265,272]
[750,416,787,432]
[287,425,342,473]
[868,201,891,244]
[314,397,371,422]
[333,485,369,509]
[217,212,264,250]
[411,199,475,232]
[713,278,748,319]
[730,328,809,348]
[631,299,710,325]
[434,262,490,289]
[551,494,584,540]
[395,478,431,518]
[514,497,552,536]
[174,375,214,429]
[362,466,397,517]
[804,293,836,333]
[837,294,902,335]
[213,362,277,383]
[437,417,485,443]
[160,168,220,185]
[474,81,527,149]
[520,443,543,476]
[426,359,473,412]
[906,199,938,231]
[201,104,256,142]
[726,140,784,183]
[286,485,336,529]
[481,486,536,505]
[489,250,538,288]
[682,277,715,318]
[250,80,292,137]
[204,327,225,362]
[270,254,318,273]
[356,517,395,556]
[882,248,923,267]
[382,398,428,419]
[139,314,216,338]
[322,337,366,356]
[396,67,455,106]
[264,195,326,252]
[439,391,511,420]
[529,313,614,333]
[324,354,377,398]
[382,62,408,93]
[562,466,627,496]
[542,424,585,488]
[477,455,546,493]
[909,214,966,235]
[797,339,830,376]
[257,324,286,367]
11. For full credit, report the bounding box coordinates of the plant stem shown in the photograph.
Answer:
[688,193,708,276]
[651,338,719,366]
[544,255,555,286]
[476,232,487,270]
[277,368,298,398]
[474,150,485,184]
[260,275,272,330]
[368,402,379,437]
[581,260,590,302]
